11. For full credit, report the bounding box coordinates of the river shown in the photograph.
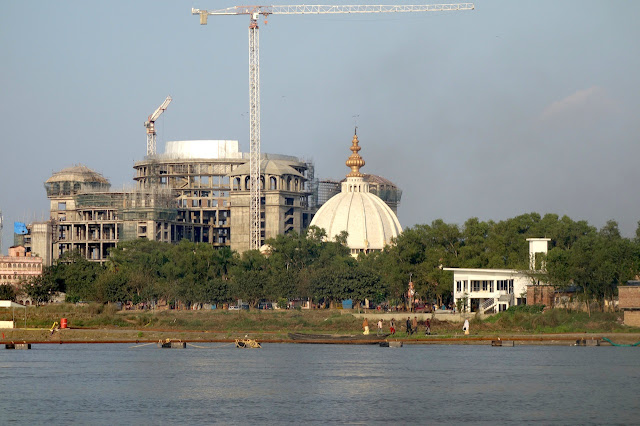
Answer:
[1,343,637,424]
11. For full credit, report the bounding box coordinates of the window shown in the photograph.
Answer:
[456,281,462,292]
[58,202,66,211]
[497,279,514,293]
[471,280,480,292]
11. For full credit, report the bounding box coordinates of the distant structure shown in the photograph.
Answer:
[317,180,340,206]
[24,141,315,264]
[310,131,403,257]
[0,245,43,304]
[13,222,28,248]
[135,140,314,253]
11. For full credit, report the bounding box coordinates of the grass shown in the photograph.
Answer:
[1,303,637,337]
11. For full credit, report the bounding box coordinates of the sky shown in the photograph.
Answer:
[1,1,639,252]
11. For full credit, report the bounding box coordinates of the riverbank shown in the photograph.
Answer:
[2,304,639,346]
[3,327,640,346]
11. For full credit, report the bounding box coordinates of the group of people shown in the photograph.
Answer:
[403,316,431,335]
[362,317,432,336]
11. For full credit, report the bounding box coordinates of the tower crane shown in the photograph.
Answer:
[145,96,172,156]
[192,3,474,250]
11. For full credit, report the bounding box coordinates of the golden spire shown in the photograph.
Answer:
[345,128,365,177]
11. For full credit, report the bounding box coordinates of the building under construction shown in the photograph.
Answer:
[26,140,316,264]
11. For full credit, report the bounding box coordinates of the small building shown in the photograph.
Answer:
[0,246,43,303]
[444,238,550,313]
[618,281,640,327]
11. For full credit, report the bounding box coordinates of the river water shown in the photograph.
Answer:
[0,343,637,425]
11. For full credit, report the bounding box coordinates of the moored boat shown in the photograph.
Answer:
[288,332,390,344]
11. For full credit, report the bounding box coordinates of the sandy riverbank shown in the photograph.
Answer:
[3,327,640,346]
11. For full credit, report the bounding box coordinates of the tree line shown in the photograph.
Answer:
[6,213,640,309]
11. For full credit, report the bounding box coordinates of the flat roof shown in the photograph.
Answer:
[443,267,522,274]
[0,301,26,309]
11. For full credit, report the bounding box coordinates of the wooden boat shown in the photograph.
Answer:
[157,339,186,349]
[236,338,261,348]
[288,332,390,344]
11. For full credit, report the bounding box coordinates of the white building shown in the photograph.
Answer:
[444,238,550,313]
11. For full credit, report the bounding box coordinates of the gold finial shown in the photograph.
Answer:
[346,129,365,177]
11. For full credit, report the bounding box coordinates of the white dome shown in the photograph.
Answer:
[310,131,402,254]
[310,180,402,252]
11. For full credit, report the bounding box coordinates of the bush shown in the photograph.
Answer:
[506,304,545,314]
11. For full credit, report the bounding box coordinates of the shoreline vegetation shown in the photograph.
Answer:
[2,304,639,346]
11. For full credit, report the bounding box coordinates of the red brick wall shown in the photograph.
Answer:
[618,287,640,309]
[527,286,554,306]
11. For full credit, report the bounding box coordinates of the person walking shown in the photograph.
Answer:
[377,319,383,336]
[390,318,396,335]
[363,318,370,335]
[412,316,418,335]
[425,318,431,335]
[463,318,470,335]
[406,317,412,335]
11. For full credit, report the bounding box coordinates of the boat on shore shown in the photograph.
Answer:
[288,332,390,344]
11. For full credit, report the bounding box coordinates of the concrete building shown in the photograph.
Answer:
[23,222,54,267]
[310,132,402,256]
[134,140,314,253]
[229,156,314,252]
[43,165,123,263]
[27,140,315,263]
[445,238,551,313]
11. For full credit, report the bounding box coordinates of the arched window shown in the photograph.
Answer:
[286,177,292,191]
[260,176,265,190]
[244,176,251,190]
[233,177,241,191]
[270,176,277,190]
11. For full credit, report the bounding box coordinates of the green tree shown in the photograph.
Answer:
[0,284,17,301]
[23,268,60,306]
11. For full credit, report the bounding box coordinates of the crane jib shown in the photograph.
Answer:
[191,3,474,250]
[194,4,474,17]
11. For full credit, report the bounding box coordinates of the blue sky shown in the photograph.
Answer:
[1,1,639,251]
